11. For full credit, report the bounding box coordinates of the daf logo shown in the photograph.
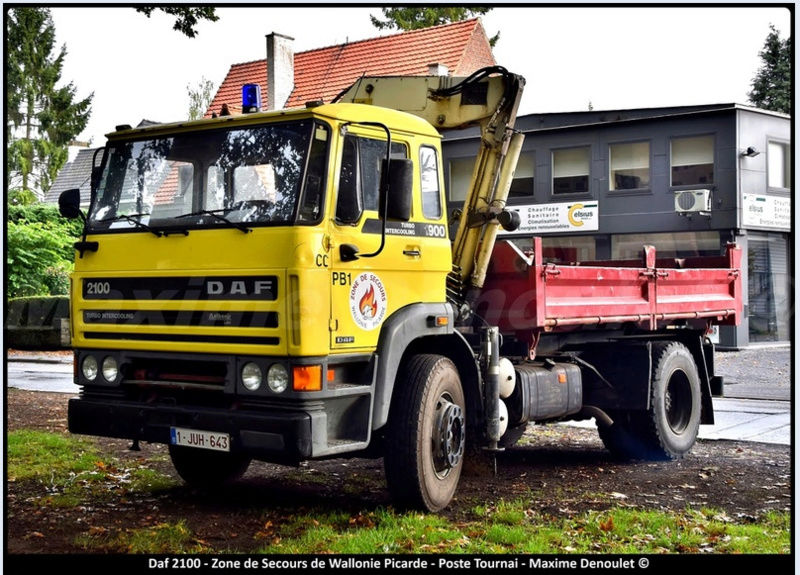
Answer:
[206,279,274,297]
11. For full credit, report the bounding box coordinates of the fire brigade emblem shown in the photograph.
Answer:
[349,273,387,330]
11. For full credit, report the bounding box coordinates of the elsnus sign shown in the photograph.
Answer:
[82,276,278,301]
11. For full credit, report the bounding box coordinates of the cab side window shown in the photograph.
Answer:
[419,146,442,219]
[335,134,407,224]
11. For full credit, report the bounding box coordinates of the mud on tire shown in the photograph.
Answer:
[384,354,465,512]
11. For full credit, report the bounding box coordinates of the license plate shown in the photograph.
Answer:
[170,427,230,452]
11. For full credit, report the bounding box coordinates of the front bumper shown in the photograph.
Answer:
[68,396,313,462]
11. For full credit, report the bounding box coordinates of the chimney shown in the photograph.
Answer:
[428,63,449,76]
[266,32,295,110]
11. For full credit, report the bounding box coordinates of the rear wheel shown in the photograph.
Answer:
[599,341,702,461]
[384,354,465,511]
[169,445,251,487]
[641,341,702,459]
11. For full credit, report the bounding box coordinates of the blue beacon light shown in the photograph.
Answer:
[242,84,262,113]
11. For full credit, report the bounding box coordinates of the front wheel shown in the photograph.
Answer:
[169,445,251,488]
[384,354,465,512]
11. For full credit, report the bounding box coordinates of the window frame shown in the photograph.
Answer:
[334,132,409,225]
[419,145,443,220]
[669,134,715,188]
[551,145,592,197]
[767,139,791,191]
[608,140,652,194]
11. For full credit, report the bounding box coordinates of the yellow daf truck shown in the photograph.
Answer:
[60,67,740,511]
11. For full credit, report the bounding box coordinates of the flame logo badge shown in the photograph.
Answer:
[349,273,387,331]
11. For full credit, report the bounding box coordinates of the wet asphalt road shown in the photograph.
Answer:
[5,346,792,445]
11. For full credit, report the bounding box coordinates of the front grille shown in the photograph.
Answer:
[84,332,279,346]
[123,357,227,387]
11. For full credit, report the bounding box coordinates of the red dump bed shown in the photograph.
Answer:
[479,237,743,336]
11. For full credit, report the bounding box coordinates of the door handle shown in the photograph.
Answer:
[403,249,421,257]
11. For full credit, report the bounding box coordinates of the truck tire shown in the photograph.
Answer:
[168,445,251,487]
[597,412,646,460]
[640,341,702,460]
[384,354,465,512]
[598,342,701,461]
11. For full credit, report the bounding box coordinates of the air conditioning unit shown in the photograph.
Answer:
[674,189,712,214]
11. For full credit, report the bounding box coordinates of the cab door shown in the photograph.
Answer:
[328,131,437,351]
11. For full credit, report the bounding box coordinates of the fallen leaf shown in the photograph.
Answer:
[599,516,614,532]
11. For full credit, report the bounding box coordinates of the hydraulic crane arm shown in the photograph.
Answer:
[335,67,526,318]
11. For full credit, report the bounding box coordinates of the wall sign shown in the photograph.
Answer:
[499,201,599,235]
[742,194,790,230]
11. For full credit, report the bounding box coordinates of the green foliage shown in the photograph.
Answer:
[7,188,38,206]
[135,7,218,38]
[6,7,93,196]
[370,7,499,46]
[6,203,80,297]
[187,76,216,120]
[748,25,791,114]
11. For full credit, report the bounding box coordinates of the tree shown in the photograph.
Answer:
[187,76,216,121]
[748,25,791,114]
[135,7,218,38]
[6,7,93,198]
[370,7,500,46]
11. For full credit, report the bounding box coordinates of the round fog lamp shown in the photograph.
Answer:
[241,362,263,391]
[82,355,98,381]
[267,363,289,393]
[102,356,119,382]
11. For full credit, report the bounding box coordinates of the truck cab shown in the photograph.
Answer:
[64,102,458,480]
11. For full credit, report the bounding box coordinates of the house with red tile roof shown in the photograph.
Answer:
[206,18,495,117]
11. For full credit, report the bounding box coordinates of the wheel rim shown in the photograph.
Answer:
[665,370,693,433]
[432,392,465,478]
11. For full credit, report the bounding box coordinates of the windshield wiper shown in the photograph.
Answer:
[99,213,164,237]
[176,209,252,234]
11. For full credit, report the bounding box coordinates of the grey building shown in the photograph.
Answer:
[443,103,791,349]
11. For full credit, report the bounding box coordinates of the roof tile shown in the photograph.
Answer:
[206,18,494,117]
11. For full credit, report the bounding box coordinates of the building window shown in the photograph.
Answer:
[450,153,535,202]
[419,146,442,219]
[611,231,720,260]
[609,141,650,190]
[448,157,473,202]
[748,232,790,342]
[671,135,714,186]
[768,141,791,189]
[540,236,596,264]
[508,153,535,198]
[553,147,590,194]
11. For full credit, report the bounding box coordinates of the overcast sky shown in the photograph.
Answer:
[49,6,791,146]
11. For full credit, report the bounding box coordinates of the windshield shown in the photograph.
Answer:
[87,119,329,232]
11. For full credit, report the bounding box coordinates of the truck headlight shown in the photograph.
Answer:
[82,355,98,381]
[102,356,119,383]
[241,362,263,391]
[267,363,289,393]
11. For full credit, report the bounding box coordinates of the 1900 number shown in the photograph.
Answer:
[85,281,111,295]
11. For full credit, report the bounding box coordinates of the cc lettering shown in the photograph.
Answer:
[316,254,329,268]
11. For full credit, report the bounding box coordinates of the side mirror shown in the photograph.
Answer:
[380,158,413,221]
[58,188,83,219]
